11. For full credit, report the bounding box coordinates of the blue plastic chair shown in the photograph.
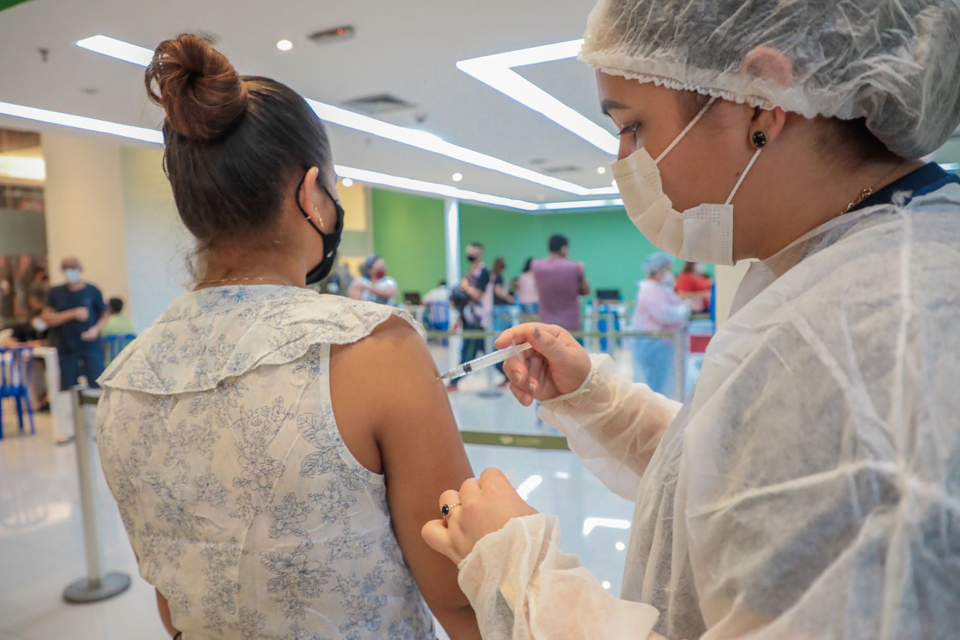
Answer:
[0,346,36,439]
[596,300,624,353]
[102,334,136,365]
[425,302,451,331]
[424,302,451,347]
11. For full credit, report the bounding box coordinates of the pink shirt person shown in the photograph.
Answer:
[532,235,590,331]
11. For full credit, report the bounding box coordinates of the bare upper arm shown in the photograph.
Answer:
[330,316,477,622]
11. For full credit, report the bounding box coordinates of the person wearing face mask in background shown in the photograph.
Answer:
[94,35,480,640]
[630,253,690,398]
[348,254,399,305]
[674,261,711,313]
[422,1,960,639]
[447,242,497,391]
[40,257,108,399]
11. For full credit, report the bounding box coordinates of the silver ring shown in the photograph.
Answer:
[441,503,461,526]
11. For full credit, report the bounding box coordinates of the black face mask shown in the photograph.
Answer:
[467,254,478,263]
[296,173,345,285]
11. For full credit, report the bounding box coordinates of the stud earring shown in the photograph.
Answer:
[751,131,768,149]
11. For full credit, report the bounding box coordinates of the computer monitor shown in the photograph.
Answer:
[596,288,621,302]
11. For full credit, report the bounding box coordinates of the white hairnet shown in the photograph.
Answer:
[580,0,960,158]
[643,252,673,276]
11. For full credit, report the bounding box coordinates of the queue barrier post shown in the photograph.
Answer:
[63,387,132,604]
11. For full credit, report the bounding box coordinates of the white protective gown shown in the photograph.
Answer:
[457,183,960,639]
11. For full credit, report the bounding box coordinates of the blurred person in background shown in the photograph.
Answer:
[674,261,712,312]
[514,257,539,317]
[447,241,496,391]
[27,266,49,317]
[101,297,136,337]
[95,35,479,640]
[532,235,590,332]
[1,315,49,413]
[324,258,353,295]
[423,279,452,332]
[349,254,398,305]
[423,279,451,305]
[0,256,12,318]
[491,257,515,386]
[41,257,108,394]
[630,252,691,397]
[490,257,514,332]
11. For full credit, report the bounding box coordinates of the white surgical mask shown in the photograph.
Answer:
[64,269,81,284]
[660,272,676,287]
[611,97,763,266]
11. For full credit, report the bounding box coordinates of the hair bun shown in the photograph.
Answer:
[145,33,248,141]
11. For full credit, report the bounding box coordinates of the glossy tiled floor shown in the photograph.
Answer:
[0,385,636,640]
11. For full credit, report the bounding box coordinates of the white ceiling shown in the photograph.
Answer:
[2,0,957,206]
[0,0,620,204]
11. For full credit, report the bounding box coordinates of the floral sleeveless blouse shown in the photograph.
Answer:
[96,285,434,640]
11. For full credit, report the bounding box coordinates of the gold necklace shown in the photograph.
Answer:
[840,160,910,216]
[194,276,290,287]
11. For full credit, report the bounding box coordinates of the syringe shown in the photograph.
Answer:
[438,343,533,381]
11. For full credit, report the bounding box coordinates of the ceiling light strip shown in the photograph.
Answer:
[0,99,624,212]
[457,40,619,156]
[0,99,540,210]
[539,198,623,210]
[77,35,593,196]
[77,35,153,66]
[334,166,537,210]
[0,100,164,144]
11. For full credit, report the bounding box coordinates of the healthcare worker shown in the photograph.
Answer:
[630,252,690,397]
[422,1,960,638]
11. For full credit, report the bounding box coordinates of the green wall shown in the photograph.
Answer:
[373,188,680,299]
[371,189,446,295]
[0,0,32,12]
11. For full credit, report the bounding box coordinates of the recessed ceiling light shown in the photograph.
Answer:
[452,172,463,182]
[615,542,626,551]
[596,166,607,175]
[341,178,354,187]
[601,581,612,590]
[276,39,293,51]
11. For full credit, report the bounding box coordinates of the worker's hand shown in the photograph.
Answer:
[72,307,90,322]
[422,468,538,564]
[80,327,99,341]
[495,323,591,406]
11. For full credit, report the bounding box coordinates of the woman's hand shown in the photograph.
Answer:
[495,323,592,406]
[422,468,539,564]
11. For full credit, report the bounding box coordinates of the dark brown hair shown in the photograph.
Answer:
[145,34,332,259]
